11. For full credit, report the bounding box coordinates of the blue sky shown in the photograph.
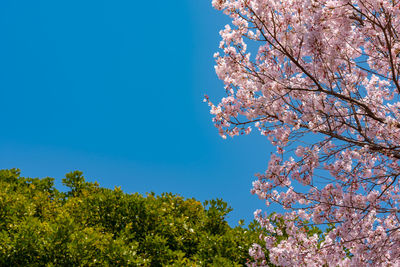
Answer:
[0,0,274,226]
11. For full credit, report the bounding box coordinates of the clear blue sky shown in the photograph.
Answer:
[0,1,273,226]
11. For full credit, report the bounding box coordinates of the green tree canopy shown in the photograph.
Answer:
[0,169,268,266]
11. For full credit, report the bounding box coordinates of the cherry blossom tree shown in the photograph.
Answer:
[208,0,400,265]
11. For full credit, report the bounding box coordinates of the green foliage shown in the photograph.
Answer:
[0,169,266,266]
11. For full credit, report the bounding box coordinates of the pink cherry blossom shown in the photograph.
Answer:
[209,0,400,265]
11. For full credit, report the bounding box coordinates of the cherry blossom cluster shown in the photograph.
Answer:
[209,0,400,265]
